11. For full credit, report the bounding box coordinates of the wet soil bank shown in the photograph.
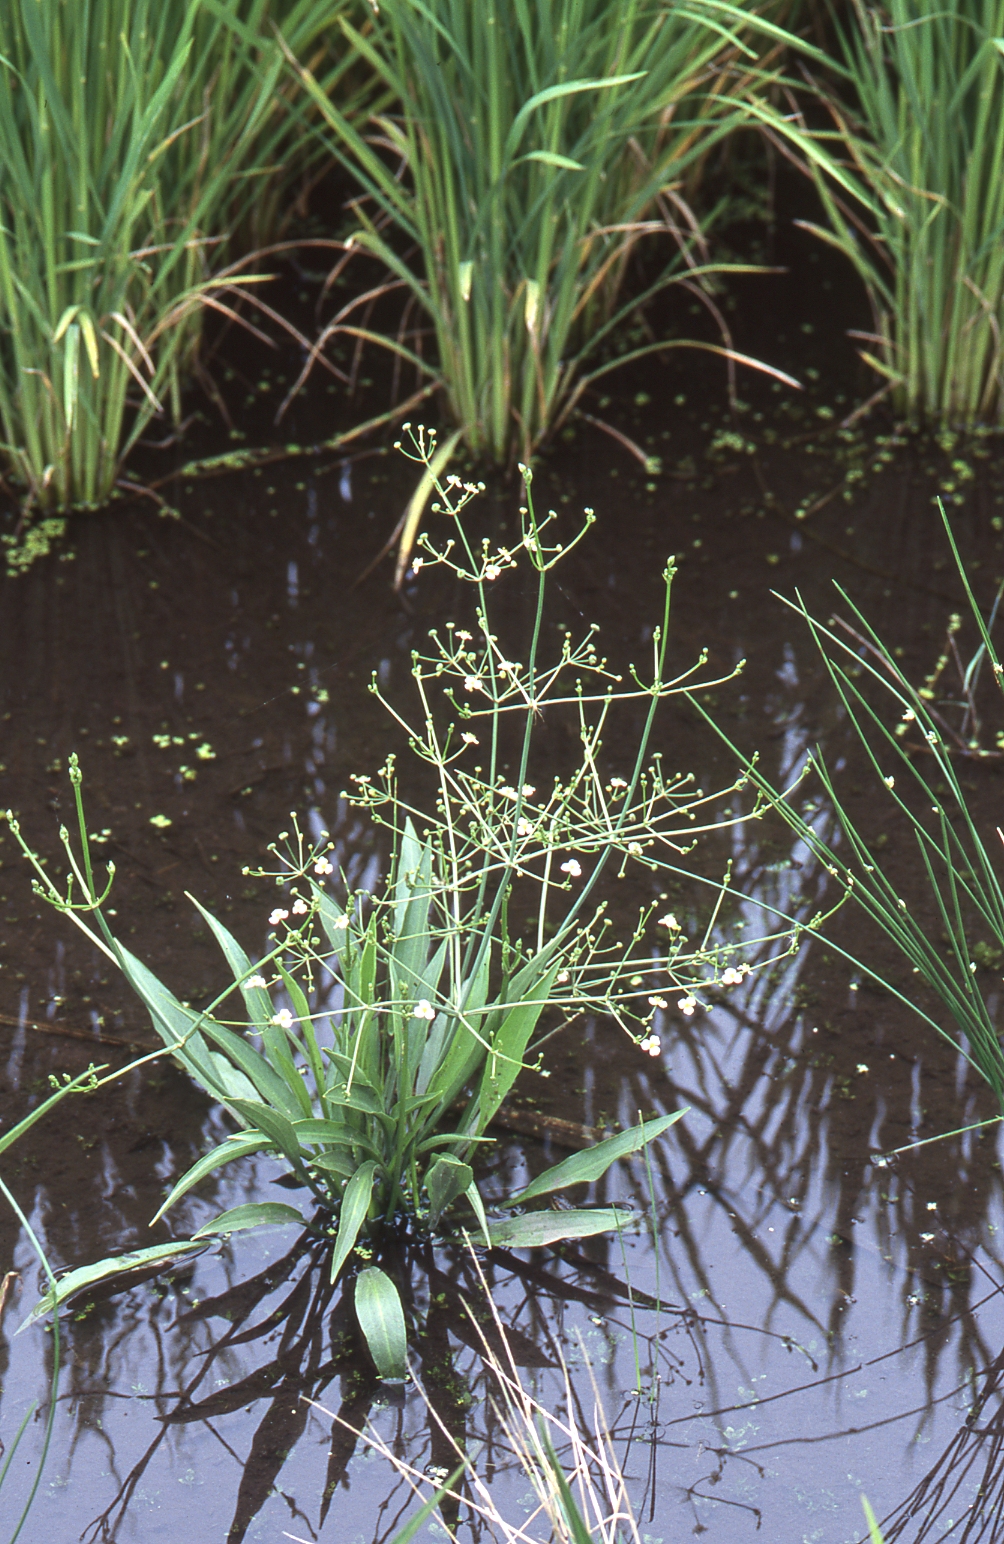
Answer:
[4,210,1004,1542]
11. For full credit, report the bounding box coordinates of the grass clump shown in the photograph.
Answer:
[288,0,808,470]
[0,0,356,524]
[797,0,1004,427]
[697,502,1004,1118]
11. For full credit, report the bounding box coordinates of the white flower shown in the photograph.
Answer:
[658,913,681,932]
[517,817,534,837]
[608,777,627,790]
[559,859,582,878]
[291,898,309,915]
[521,784,535,797]
[902,708,916,721]
[464,675,484,693]
[410,557,424,572]
[246,975,267,990]
[639,1035,661,1057]
[524,534,538,553]
[456,630,472,642]
[331,913,350,931]
[647,995,668,1009]
[269,908,289,926]
[461,732,479,745]
[627,841,643,857]
[271,1009,294,1029]
[677,995,697,1016]
[499,785,518,799]
[412,999,436,1021]
[883,775,895,789]
[721,967,743,985]
[556,970,570,984]
[920,1232,935,1243]
[856,1063,869,1074]
[484,563,501,581]
[314,857,333,876]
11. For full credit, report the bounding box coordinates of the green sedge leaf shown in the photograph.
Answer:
[503,1111,686,1206]
[387,1460,469,1544]
[861,1497,886,1544]
[192,1202,306,1238]
[355,1266,407,1381]
[504,74,645,161]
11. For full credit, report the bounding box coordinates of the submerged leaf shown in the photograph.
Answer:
[22,1240,208,1330]
[486,1208,635,1250]
[355,1266,407,1381]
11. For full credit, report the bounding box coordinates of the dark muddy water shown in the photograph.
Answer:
[5,233,1004,1544]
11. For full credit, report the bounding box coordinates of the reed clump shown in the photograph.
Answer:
[797,0,1004,428]
[290,0,807,469]
[0,0,355,518]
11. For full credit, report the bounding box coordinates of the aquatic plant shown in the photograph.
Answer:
[0,0,358,522]
[6,428,801,1378]
[695,502,1004,1116]
[285,0,809,472]
[793,0,1004,427]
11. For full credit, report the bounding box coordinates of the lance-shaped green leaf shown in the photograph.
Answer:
[500,1111,686,1207]
[115,943,252,1104]
[421,948,493,1107]
[294,1116,384,1164]
[355,1265,407,1381]
[465,1180,491,1248]
[229,1098,313,1186]
[151,1132,270,1225]
[470,960,562,1131]
[192,1202,307,1238]
[329,1159,379,1285]
[187,894,273,1031]
[425,1155,473,1229]
[21,1240,209,1330]
[486,1208,635,1250]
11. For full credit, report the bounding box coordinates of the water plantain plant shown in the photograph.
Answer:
[284,0,815,473]
[0,0,364,531]
[6,429,801,1378]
